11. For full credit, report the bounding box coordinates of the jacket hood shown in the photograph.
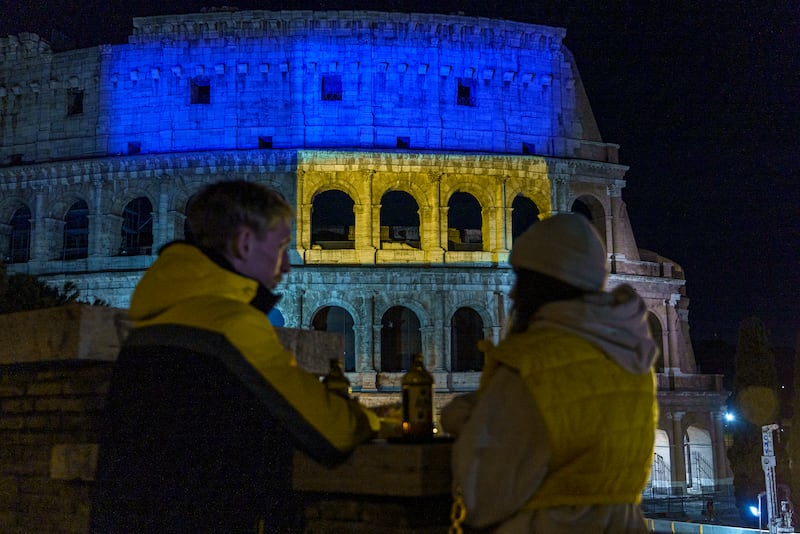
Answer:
[528,284,657,374]
[129,242,279,322]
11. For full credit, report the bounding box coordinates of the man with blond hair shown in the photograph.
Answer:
[91,180,379,533]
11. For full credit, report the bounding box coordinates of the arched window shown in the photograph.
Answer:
[451,307,484,371]
[685,426,714,494]
[380,191,420,249]
[7,206,31,263]
[646,429,672,497]
[312,306,356,371]
[311,190,354,249]
[380,306,421,372]
[647,312,665,372]
[120,197,153,256]
[63,200,89,260]
[183,195,195,243]
[571,196,606,245]
[447,192,482,251]
[511,195,539,243]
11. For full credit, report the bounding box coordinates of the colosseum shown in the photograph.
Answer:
[0,9,729,498]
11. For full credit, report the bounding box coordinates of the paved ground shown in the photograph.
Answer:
[643,493,760,529]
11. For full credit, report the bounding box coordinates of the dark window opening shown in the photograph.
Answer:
[381,306,421,372]
[512,195,540,243]
[312,306,356,372]
[396,136,410,149]
[8,154,23,166]
[191,77,211,104]
[67,89,84,115]
[321,74,342,101]
[380,191,420,249]
[127,142,141,155]
[451,307,485,371]
[311,190,355,250]
[522,142,534,155]
[120,197,153,256]
[183,195,196,243]
[457,78,476,107]
[648,313,665,373]
[63,200,89,260]
[571,197,607,249]
[7,206,31,263]
[447,192,482,251]
[258,136,273,149]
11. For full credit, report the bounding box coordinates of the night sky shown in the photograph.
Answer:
[1,1,798,347]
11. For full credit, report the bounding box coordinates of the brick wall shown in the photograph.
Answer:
[0,360,111,534]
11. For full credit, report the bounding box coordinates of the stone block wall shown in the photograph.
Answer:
[0,360,111,534]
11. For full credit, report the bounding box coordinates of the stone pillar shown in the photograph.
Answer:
[712,411,731,486]
[551,175,570,213]
[606,184,621,259]
[29,190,49,262]
[372,323,383,371]
[44,218,66,261]
[669,411,687,495]
[88,180,104,257]
[372,204,382,251]
[424,171,445,263]
[496,175,510,254]
[154,180,171,250]
[482,206,494,252]
[433,290,447,371]
[354,325,372,372]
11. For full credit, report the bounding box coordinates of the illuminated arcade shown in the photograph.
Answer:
[0,9,729,497]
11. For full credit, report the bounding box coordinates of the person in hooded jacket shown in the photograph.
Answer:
[89,180,379,533]
[441,213,658,534]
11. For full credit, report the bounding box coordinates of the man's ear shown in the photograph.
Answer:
[231,226,253,259]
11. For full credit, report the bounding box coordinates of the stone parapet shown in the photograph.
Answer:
[0,304,129,364]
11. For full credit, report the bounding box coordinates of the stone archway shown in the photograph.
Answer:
[380,305,421,371]
[311,190,355,250]
[312,305,356,372]
[685,425,714,494]
[450,307,484,371]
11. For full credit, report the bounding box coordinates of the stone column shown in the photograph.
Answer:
[432,290,447,371]
[423,171,445,263]
[154,179,171,250]
[88,180,104,257]
[29,190,48,263]
[669,411,687,495]
[712,411,732,486]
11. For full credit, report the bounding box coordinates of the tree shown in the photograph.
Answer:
[0,261,80,314]
[727,317,786,519]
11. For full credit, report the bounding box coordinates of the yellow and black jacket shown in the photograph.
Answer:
[90,243,377,533]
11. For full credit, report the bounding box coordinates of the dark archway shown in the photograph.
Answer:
[648,312,665,372]
[511,195,539,243]
[312,306,356,372]
[63,200,89,260]
[447,192,482,251]
[451,307,485,371]
[380,306,421,372]
[7,206,31,263]
[380,191,420,248]
[311,190,355,249]
[571,196,606,245]
[120,197,153,256]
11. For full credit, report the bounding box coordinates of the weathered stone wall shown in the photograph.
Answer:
[0,360,110,534]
